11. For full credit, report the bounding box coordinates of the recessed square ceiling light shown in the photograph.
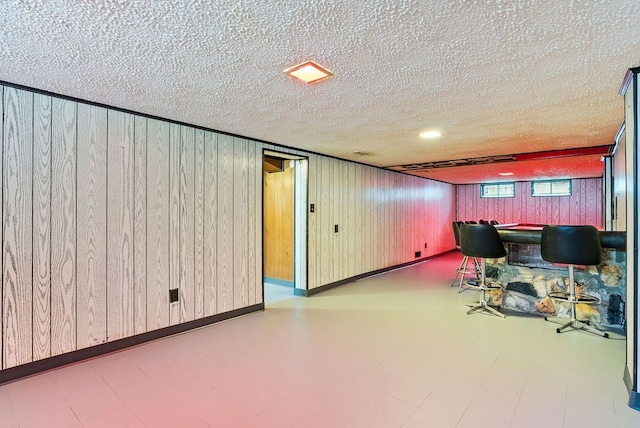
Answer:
[284,60,334,84]
[419,131,442,139]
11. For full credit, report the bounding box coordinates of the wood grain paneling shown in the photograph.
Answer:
[346,163,356,278]
[0,86,2,368]
[0,86,3,368]
[133,116,147,334]
[217,134,234,313]
[247,142,258,305]
[303,158,456,290]
[32,93,52,360]
[107,110,135,341]
[146,119,170,329]
[456,179,603,228]
[169,124,181,325]
[0,83,462,372]
[203,131,218,316]
[179,126,195,322]
[307,155,318,290]
[77,103,107,349]
[51,97,77,356]
[319,157,330,286]
[263,166,294,281]
[233,138,249,309]
[194,129,205,317]
[2,87,33,368]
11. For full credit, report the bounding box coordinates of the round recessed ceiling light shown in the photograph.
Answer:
[498,172,514,176]
[419,131,442,139]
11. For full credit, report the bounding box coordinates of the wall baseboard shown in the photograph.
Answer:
[623,364,640,411]
[0,304,264,385]
[298,249,456,297]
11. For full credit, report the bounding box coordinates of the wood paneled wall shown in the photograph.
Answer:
[0,86,261,370]
[0,83,457,371]
[456,179,603,228]
[302,154,457,290]
[264,166,295,281]
[612,131,627,231]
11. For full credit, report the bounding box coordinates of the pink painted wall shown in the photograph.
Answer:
[456,178,603,228]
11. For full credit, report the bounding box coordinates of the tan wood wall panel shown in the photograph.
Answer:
[179,126,195,322]
[32,93,52,360]
[335,161,344,280]
[331,159,340,282]
[346,163,356,278]
[319,157,330,286]
[233,138,249,309]
[254,144,262,304]
[307,154,318,289]
[146,119,170,330]
[51,98,77,356]
[376,172,384,270]
[612,131,626,231]
[302,159,456,290]
[0,86,3,367]
[247,142,258,305]
[217,134,234,313]
[76,103,108,349]
[194,129,205,317]
[133,116,147,334]
[203,131,218,316]
[456,179,603,228]
[2,87,33,367]
[168,124,181,325]
[263,166,295,281]
[107,110,135,341]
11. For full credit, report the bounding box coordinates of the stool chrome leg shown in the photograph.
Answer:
[465,258,505,318]
[544,264,608,338]
[451,255,468,287]
[453,256,480,293]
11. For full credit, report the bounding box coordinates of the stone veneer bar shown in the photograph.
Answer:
[479,229,626,329]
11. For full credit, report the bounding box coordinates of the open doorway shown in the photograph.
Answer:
[262,151,308,304]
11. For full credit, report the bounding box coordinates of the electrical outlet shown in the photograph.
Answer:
[334,224,339,233]
[310,203,315,213]
[169,288,179,302]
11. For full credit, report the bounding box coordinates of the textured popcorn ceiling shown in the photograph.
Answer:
[1,1,639,183]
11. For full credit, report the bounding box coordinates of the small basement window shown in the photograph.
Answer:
[532,180,571,197]
[481,182,515,198]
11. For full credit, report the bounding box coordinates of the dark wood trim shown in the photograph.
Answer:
[297,250,456,297]
[0,304,264,385]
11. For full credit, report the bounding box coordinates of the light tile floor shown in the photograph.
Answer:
[264,282,296,304]
[1,252,639,427]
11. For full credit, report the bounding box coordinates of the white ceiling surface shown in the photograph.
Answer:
[1,1,639,183]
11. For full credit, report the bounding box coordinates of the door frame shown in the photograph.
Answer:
[262,150,309,296]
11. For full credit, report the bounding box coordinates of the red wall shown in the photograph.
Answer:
[456,178,602,228]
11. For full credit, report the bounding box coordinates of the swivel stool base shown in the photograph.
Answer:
[544,292,608,338]
[540,225,608,339]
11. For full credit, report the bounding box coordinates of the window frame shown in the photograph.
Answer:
[531,179,572,197]
[480,182,515,198]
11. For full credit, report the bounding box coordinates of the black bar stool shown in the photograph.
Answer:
[459,223,506,318]
[451,221,480,292]
[540,225,608,338]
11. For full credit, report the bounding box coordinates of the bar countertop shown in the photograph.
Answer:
[496,227,625,250]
